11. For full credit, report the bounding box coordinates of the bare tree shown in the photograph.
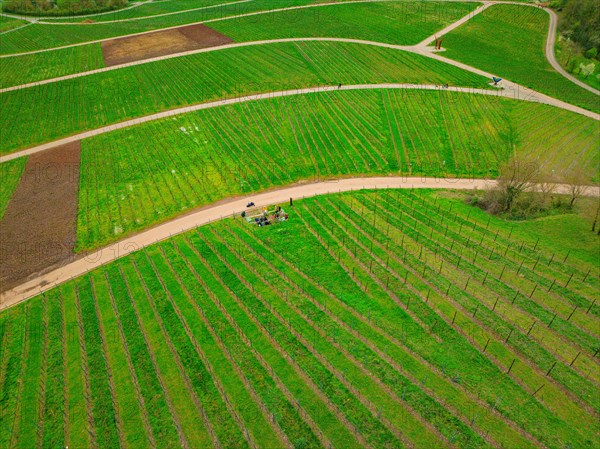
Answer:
[562,166,591,208]
[496,157,540,212]
[535,166,558,208]
[584,199,600,234]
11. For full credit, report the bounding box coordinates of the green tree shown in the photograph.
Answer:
[560,0,600,54]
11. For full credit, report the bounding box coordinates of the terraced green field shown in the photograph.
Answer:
[1,41,489,154]
[0,157,26,219]
[209,1,477,45]
[1,2,599,448]
[1,190,598,449]
[442,4,600,113]
[73,88,599,251]
[0,1,478,89]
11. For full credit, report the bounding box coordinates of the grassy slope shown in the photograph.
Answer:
[43,0,245,22]
[1,190,598,449]
[0,41,488,154]
[210,1,478,45]
[442,4,600,113]
[0,15,28,32]
[0,43,105,88]
[0,0,314,54]
[555,37,600,91]
[0,157,25,219]
[73,88,599,251]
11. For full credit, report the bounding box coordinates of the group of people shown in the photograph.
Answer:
[242,204,288,226]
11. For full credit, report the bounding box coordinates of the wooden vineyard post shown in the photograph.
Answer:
[565,273,574,288]
[507,359,516,374]
[570,352,581,367]
[505,328,513,343]
[492,296,499,311]
[483,338,491,353]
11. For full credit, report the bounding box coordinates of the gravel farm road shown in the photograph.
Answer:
[1,176,598,310]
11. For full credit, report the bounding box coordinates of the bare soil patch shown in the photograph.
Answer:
[101,24,233,66]
[0,142,80,292]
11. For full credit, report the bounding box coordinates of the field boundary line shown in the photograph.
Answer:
[414,1,599,95]
[0,21,33,35]
[2,38,414,89]
[0,0,470,54]
[542,7,599,95]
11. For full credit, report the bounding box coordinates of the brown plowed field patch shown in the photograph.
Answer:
[0,142,80,292]
[101,24,233,66]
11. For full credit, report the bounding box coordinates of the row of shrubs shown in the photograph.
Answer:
[2,0,128,16]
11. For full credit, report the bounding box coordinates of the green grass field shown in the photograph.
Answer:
[72,88,599,251]
[0,41,489,154]
[0,15,28,32]
[209,1,478,45]
[1,190,597,449]
[0,0,314,54]
[0,43,105,88]
[1,3,599,448]
[0,157,26,219]
[442,4,600,113]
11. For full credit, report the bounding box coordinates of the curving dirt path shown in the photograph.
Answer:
[0,0,151,21]
[414,1,599,96]
[38,0,253,25]
[2,82,598,165]
[1,176,597,310]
